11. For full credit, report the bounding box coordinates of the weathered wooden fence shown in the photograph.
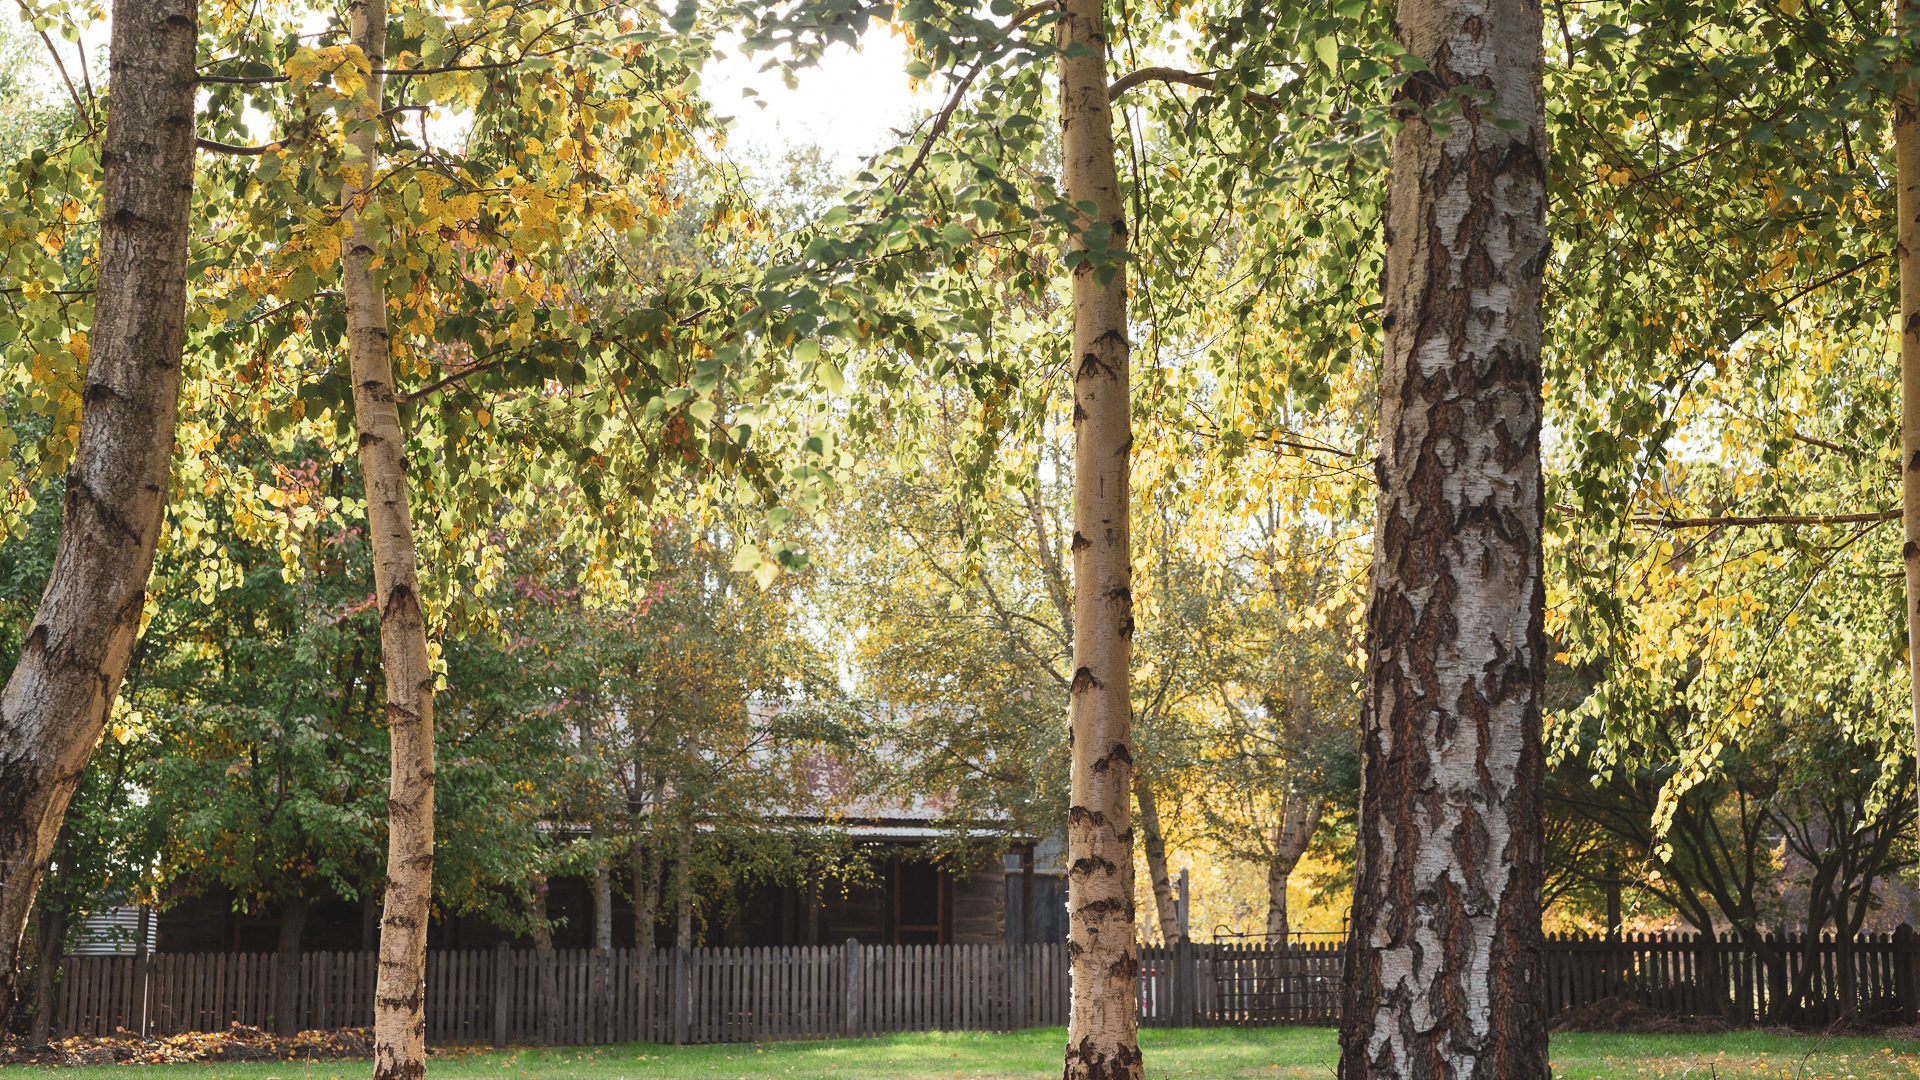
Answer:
[1543,929,1920,1026]
[56,943,1072,1043]
[53,932,1920,1043]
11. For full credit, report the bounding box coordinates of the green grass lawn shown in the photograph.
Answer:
[12,1028,1920,1080]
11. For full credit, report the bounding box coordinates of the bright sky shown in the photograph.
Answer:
[13,15,930,175]
[700,29,931,175]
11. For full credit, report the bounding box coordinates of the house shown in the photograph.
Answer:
[153,761,1071,953]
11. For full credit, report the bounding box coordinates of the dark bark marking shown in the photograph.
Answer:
[1070,666,1101,693]
[1071,857,1119,877]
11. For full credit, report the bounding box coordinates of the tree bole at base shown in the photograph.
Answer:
[0,0,197,1029]
[1336,0,1550,1075]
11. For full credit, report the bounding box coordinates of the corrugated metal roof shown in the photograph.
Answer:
[72,906,157,956]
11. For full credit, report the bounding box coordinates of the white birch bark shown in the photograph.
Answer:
[1337,0,1550,1074]
[1896,0,1920,852]
[1059,0,1138,1073]
[340,0,437,1074]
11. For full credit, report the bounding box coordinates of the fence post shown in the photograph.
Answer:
[1897,924,1918,1024]
[842,938,861,1037]
[1011,943,1026,1031]
[1171,940,1194,1028]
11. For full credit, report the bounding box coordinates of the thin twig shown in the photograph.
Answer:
[892,2,1060,194]
[75,37,93,112]
[16,0,90,133]
[241,291,339,327]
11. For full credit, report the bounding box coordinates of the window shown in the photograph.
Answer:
[892,858,944,945]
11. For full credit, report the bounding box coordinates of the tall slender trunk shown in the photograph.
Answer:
[673,823,694,949]
[275,893,310,1036]
[522,879,559,1044]
[1336,0,1549,1073]
[341,0,437,1074]
[1263,796,1323,943]
[1133,772,1180,945]
[0,0,196,1027]
[1898,0,1920,842]
[591,860,614,952]
[630,839,658,949]
[1058,0,1136,1072]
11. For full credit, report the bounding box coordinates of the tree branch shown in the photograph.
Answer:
[197,137,276,155]
[397,358,509,403]
[1108,66,1279,109]
[1628,509,1900,528]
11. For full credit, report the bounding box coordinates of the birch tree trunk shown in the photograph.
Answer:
[1133,772,1180,944]
[0,0,196,1027]
[1263,797,1323,942]
[1336,0,1550,1073]
[1897,0,1920,842]
[1059,0,1137,1073]
[341,0,437,1074]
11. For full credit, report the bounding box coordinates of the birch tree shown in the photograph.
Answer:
[0,0,197,1024]
[1057,0,1139,1073]
[1336,0,1550,1074]
[1899,0,1920,826]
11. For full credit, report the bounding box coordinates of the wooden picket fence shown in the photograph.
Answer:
[54,932,1920,1043]
[1543,929,1920,1026]
[1137,941,1345,1027]
[56,943,1072,1043]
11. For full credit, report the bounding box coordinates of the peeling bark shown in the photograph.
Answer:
[1059,0,1139,1073]
[340,0,437,1074]
[1336,0,1549,1074]
[0,0,196,1028]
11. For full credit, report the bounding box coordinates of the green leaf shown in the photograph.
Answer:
[729,543,764,573]
[1314,36,1340,72]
